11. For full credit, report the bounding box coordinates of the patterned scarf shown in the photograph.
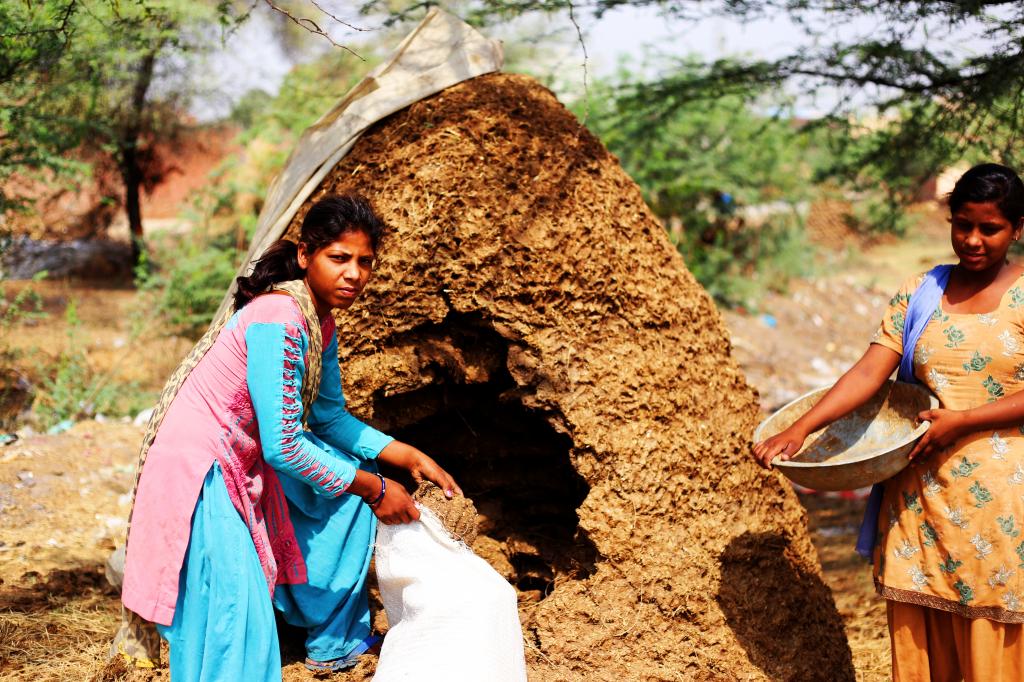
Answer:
[855,264,952,560]
[110,278,323,667]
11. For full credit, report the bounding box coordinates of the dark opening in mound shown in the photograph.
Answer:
[375,317,599,600]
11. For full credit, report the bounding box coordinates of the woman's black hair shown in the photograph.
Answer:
[949,163,1024,225]
[234,194,387,309]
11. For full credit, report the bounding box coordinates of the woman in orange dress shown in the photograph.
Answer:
[754,163,1024,680]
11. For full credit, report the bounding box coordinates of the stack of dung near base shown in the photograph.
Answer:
[285,73,854,681]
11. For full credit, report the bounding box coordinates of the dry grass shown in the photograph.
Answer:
[0,567,159,682]
[1,279,192,401]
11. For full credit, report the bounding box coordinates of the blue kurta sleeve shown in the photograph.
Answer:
[307,331,394,460]
[246,320,356,497]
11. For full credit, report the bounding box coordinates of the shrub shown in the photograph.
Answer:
[32,300,124,429]
[675,211,813,309]
[137,231,239,338]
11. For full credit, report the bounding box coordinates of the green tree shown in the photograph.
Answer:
[585,59,821,217]
[0,1,89,210]
[1,0,249,259]
[580,59,819,304]
[358,1,1024,228]
[134,45,383,338]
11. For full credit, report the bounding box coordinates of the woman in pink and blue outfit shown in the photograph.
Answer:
[121,195,461,679]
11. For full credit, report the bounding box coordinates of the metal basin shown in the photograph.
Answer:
[752,380,939,491]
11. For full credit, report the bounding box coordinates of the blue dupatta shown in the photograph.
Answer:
[854,264,953,559]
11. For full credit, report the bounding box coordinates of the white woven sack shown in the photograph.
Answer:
[373,506,527,682]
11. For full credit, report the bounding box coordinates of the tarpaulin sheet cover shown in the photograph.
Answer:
[218,7,503,315]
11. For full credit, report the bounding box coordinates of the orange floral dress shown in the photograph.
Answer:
[872,271,1024,621]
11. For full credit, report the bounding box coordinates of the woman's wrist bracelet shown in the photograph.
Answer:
[367,473,386,507]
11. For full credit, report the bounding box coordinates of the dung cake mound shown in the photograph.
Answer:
[285,73,854,680]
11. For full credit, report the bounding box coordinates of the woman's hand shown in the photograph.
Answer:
[378,441,463,498]
[750,344,900,471]
[407,451,462,499]
[752,425,808,469]
[370,477,421,525]
[907,409,973,461]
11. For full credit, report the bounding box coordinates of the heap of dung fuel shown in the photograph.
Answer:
[281,72,853,681]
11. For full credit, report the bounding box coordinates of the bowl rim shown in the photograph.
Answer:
[752,379,940,470]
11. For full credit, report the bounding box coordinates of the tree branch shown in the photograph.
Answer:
[0,0,77,39]
[567,0,590,124]
[308,0,372,32]
[261,0,365,58]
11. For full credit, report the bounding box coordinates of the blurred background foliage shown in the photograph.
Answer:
[578,57,823,305]
[4,0,1024,318]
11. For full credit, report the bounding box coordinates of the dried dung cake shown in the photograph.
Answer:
[413,481,480,546]
[284,72,854,681]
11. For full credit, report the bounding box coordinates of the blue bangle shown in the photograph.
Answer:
[367,473,386,507]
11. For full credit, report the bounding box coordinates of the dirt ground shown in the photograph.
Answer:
[1,214,952,680]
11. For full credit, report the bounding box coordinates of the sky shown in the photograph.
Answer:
[582,6,808,71]
[193,5,810,119]
[188,12,296,122]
